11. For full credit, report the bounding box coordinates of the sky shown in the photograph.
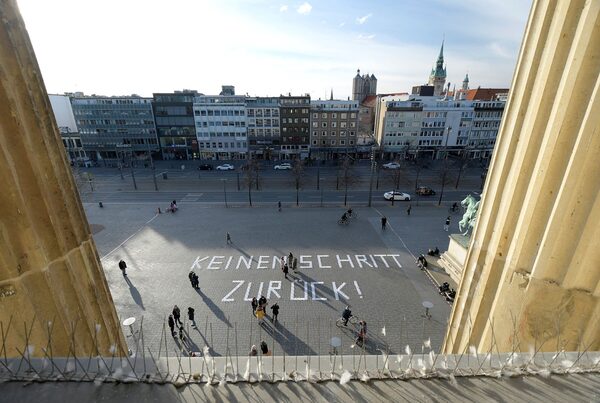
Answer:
[16,0,532,99]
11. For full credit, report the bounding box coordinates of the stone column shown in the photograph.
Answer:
[443,0,600,353]
[0,0,126,356]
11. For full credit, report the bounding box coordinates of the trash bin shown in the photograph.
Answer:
[162,173,168,179]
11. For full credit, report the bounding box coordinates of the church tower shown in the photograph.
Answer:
[352,69,362,101]
[428,41,447,96]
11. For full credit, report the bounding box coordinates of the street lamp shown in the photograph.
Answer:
[368,150,376,207]
[220,179,228,208]
[146,140,158,191]
[320,177,325,207]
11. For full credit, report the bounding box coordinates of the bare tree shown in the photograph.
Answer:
[437,156,455,206]
[454,148,472,189]
[244,159,260,206]
[338,157,358,206]
[291,160,305,206]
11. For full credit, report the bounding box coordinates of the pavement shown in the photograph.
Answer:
[85,202,459,359]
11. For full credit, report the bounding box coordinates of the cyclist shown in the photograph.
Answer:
[451,202,458,212]
[416,254,428,269]
[356,320,367,346]
[340,212,348,223]
[342,306,352,326]
[347,208,353,217]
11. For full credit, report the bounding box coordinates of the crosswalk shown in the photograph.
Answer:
[180,193,204,202]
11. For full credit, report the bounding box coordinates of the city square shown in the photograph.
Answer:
[87,200,458,357]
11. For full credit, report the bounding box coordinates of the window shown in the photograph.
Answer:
[312,131,318,136]
[312,122,318,127]
[321,113,327,118]
[340,140,345,145]
[322,122,327,128]
[331,140,336,145]
[341,113,347,119]
[313,113,318,118]
[331,131,336,136]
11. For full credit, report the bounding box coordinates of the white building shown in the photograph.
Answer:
[48,94,89,165]
[374,94,505,160]
[193,96,248,160]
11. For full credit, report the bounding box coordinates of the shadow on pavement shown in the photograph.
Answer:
[195,289,232,328]
[124,276,145,310]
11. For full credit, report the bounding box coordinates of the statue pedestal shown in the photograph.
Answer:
[440,234,470,284]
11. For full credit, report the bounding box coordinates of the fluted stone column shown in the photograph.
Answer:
[0,0,126,356]
[443,0,600,354]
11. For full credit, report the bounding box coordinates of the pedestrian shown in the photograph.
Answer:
[288,252,293,266]
[444,216,450,231]
[173,305,182,326]
[251,297,258,315]
[381,216,387,230]
[192,272,199,289]
[226,232,232,245]
[407,204,412,216]
[280,256,286,270]
[249,345,258,356]
[270,303,280,323]
[256,306,266,325]
[258,295,267,310]
[188,272,195,287]
[179,326,185,343]
[118,260,127,276]
[168,314,175,336]
[278,200,282,212]
[282,263,289,279]
[187,307,196,328]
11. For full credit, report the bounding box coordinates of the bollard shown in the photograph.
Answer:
[98,202,103,208]
[157,207,162,214]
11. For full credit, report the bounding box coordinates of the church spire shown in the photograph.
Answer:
[330,88,333,100]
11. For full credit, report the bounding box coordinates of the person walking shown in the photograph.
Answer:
[188,272,195,288]
[187,307,196,328]
[381,216,387,230]
[278,200,282,212]
[407,205,412,216]
[192,272,200,289]
[256,306,266,325]
[282,263,289,279]
[270,303,280,323]
[226,232,232,245]
[173,305,182,326]
[258,295,267,310]
[260,341,271,356]
[168,314,175,336]
[118,260,127,276]
[288,252,294,267]
[251,297,258,315]
[444,216,451,231]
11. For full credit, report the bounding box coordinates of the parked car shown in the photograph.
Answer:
[384,191,411,201]
[274,163,292,170]
[198,164,213,171]
[216,164,234,171]
[382,162,401,169]
[415,186,436,196]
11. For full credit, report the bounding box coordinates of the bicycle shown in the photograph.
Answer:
[347,210,358,219]
[336,315,359,327]
[338,218,349,225]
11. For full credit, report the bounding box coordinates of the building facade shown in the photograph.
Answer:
[70,95,158,166]
[279,95,310,159]
[352,69,377,102]
[309,99,359,160]
[374,95,505,160]
[246,97,281,160]
[193,95,247,160]
[152,90,200,160]
[49,94,89,166]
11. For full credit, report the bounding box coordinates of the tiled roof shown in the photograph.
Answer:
[466,88,509,101]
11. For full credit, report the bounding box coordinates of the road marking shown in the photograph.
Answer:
[100,213,160,260]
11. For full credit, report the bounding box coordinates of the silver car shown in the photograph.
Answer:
[384,191,411,201]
